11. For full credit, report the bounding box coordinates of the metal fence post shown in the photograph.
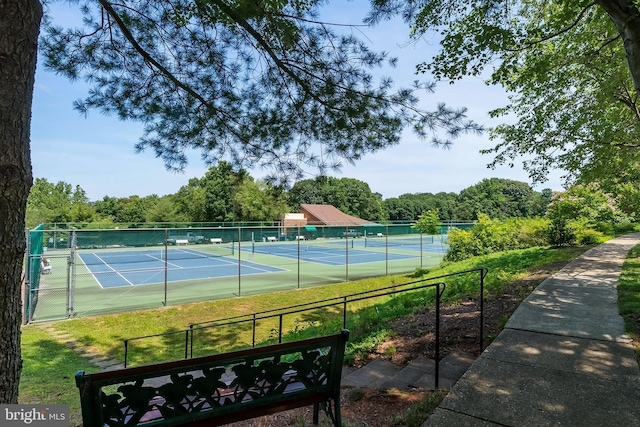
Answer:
[69,230,77,318]
[164,229,168,306]
[342,297,348,329]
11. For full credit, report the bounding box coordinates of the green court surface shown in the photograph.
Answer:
[28,237,448,322]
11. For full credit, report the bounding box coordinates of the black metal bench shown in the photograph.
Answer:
[76,330,349,427]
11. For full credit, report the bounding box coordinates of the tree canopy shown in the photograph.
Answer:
[367,0,640,187]
[2,0,486,402]
[41,0,480,185]
[27,173,556,227]
[288,176,386,221]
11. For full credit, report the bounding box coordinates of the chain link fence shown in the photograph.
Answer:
[24,223,469,323]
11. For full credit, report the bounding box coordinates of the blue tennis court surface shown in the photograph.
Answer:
[247,241,419,266]
[79,248,285,288]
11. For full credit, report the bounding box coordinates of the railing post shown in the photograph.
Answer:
[252,314,257,347]
[343,297,348,329]
[278,314,283,344]
[435,283,440,389]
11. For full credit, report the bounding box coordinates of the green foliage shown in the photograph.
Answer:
[617,244,640,362]
[384,179,551,221]
[367,1,640,188]
[456,178,550,220]
[388,391,446,427]
[41,0,480,185]
[444,214,551,262]
[26,178,98,227]
[236,179,289,222]
[544,183,630,246]
[412,209,441,235]
[546,220,576,247]
[384,193,452,221]
[288,177,386,221]
[546,184,616,226]
[574,227,605,246]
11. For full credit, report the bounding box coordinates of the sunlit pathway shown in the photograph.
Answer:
[424,233,640,426]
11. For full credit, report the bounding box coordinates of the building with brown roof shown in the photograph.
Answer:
[279,204,375,239]
[299,204,373,226]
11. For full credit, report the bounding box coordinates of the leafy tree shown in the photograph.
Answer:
[42,0,479,184]
[25,178,96,227]
[68,202,97,223]
[367,1,640,186]
[444,214,551,261]
[287,178,328,207]
[26,178,72,226]
[412,209,441,235]
[457,178,547,220]
[288,176,385,220]
[432,192,459,221]
[544,183,624,245]
[145,196,186,223]
[68,185,97,222]
[2,0,482,402]
[173,178,208,223]
[383,196,417,221]
[546,184,617,227]
[235,179,290,222]
[93,196,120,222]
[384,191,461,221]
[201,162,249,223]
[113,196,158,223]
[613,183,640,220]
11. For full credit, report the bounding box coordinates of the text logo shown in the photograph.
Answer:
[0,405,68,426]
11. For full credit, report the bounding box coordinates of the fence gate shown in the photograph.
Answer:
[26,254,74,322]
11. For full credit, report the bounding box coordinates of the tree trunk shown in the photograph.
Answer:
[0,0,42,403]
[597,0,640,91]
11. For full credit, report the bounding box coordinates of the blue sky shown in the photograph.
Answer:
[30,1,565,202]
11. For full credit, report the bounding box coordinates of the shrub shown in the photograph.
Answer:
[445,215,551,261]
[614,222,640,235]
[547,220,576,247]
[574,228,605,245]
[516,217,551,247]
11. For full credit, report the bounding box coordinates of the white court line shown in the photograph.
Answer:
[92,253,135,287]
[78,253,103,289]
[146,253,183,269]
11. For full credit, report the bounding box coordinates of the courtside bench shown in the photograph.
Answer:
[76,330,349,427]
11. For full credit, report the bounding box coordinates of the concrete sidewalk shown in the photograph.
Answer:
[423,233,640,426]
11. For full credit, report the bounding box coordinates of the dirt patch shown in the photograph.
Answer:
[225,261,572,426]
[374,265,564,364]
[225,388,433,427]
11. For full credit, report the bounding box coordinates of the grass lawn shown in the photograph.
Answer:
[19,244,607,426]
[617,244,640,362]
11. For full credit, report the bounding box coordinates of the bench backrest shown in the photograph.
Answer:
[76,330,349,427]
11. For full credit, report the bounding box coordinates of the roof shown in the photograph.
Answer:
[299,204,374,226]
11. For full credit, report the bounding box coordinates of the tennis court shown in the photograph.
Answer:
[359,236,448,252]
[247,240,418,266]
[79,248,285,288]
